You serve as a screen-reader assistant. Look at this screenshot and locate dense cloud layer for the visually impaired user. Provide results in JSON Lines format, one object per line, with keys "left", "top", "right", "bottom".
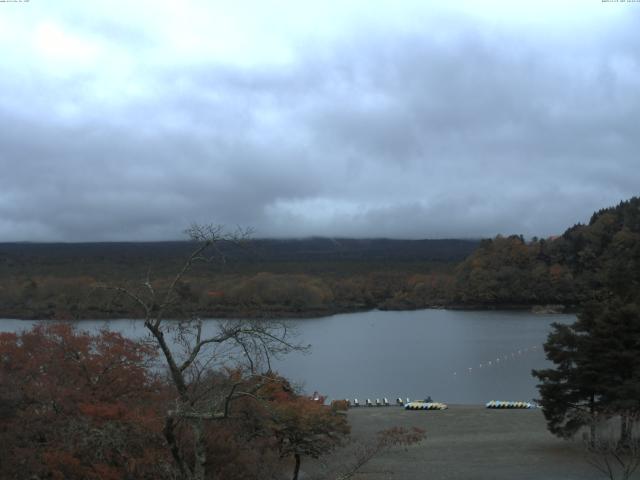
{"left": 0, "top": 1, "right": 638, "bottom": 241}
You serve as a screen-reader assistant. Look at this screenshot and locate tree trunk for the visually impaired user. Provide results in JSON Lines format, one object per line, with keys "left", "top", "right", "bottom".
{"left": 146, "top": 323, "right": 189, "bottom": 396}
{"left": 164, "top": 415, "right": 191, "bottom": 479}
{"left": 292, "top": 453, "right": 301, "bottom": 480}
{"left": 589, "top": 394, "right": 596, "bottom": 447}
{"left": 620, "top": 413, "right": 630, "bottom": 448}
{"left": 193, "top": 418, "right": 207, "bottom": 480}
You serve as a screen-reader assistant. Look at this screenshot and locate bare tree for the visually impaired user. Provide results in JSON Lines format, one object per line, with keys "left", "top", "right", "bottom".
{"left": 335, "top": 427, "right": 426, "bottom": 480}
{"left": 304, "top": 426, "right": 425, "bottom": 480}
{"left": 106, "top": 224, "right": 307, "bottom": 480}
{"left": 584, "top": 411, "right": 640, "bottom": 480}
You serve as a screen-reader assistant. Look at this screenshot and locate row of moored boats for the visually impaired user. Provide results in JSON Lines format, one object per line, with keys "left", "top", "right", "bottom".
{"left": 345, "top": 398, "right": 536, "bottom": 410}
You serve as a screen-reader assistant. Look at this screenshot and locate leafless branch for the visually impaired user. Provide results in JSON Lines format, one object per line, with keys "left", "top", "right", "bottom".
{"left": 103, "top": 223, "right": 305, "bottom": 480}
{"left": 584, "top": 412, "right": 640, "bottom": 480}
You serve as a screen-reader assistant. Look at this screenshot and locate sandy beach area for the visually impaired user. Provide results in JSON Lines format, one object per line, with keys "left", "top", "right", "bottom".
{"left": 305, "top": 405, "right": 612, "bottom": 480}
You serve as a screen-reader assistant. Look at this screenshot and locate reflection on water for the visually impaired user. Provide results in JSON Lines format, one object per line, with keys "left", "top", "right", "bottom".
{"left": 0, "top": 309, "right": 574, "bottom": 404}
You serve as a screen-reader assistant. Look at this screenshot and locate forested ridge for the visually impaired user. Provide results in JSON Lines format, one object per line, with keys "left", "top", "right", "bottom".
{"left": 0, "top": 197, "right": 638, "bottom": 319}
{"left": 452, "top": 196, "right": 640, "bottom": 308}
{"left": 0, "top": 238, "right": 477, "bottom": 319}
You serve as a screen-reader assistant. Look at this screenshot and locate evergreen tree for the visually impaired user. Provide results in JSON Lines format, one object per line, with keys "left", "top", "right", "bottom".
{"left": 533, "top": 299, "right": 640, "bottom": 441}
{"left": 533, "top": 320, "right": 599, "bottom": 438}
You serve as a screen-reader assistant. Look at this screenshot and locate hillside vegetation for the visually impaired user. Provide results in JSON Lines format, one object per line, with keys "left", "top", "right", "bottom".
{"left": 452, "top": 197, "right": 640, "bottom": 308}
{"left": 1, "top": 197, "right": 638, "bottom": 320}
{"left": 0, "top": 238, "right": 477, "bottom": 319}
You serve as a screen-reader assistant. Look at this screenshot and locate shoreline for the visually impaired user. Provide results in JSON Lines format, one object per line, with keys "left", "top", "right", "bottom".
{"left": 0, "top": 303, "right": 572, "bottom": 322}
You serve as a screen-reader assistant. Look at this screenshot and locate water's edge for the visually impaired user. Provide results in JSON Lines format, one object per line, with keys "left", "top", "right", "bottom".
{"left": 0, "top": 309, "right": 575, "bottom": 405}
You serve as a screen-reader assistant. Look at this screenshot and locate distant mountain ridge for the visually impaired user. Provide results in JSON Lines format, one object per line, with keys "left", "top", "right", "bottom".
{"left": 0, "top": 237, "right": 480, "bottom": 267}
{"left": 0, "top": 237, "right": 478, "bottom": 319}
{"left": 1, "top": 197, "right": 637, "bottom": 320}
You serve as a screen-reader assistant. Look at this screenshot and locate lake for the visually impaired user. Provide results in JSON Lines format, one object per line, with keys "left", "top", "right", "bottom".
{"left": 0, "top": 309, "right": 574, "bottom": 404}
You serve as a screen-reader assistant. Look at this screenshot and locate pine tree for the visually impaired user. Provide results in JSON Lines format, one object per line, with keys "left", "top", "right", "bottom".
{"left": 533, "top": 299, "right": 640, "bottom": 441}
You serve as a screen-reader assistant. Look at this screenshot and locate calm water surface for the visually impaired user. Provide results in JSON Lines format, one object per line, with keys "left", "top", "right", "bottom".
{"left": 0, "top": 309, "right": 574, "bottom": 404}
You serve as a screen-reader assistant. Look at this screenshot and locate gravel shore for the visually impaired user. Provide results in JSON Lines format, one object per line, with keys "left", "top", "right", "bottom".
{"left": 305, "top": 405, "right": 610, "bottom": 480}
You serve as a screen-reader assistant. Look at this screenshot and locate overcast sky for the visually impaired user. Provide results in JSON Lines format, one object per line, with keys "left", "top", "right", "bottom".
{"left": 0, "top": 1, "right": 638, "bottom": 241}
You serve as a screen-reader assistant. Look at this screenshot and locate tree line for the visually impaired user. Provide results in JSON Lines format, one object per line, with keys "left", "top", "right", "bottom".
{"left": 453, "top": 197, "right": 640, "bottom": 308}
{"left": 531, "top": 197, "right": 640, "bottom": 479}
{"left": 2, "top": 198, "right": 639, "bottom": 319}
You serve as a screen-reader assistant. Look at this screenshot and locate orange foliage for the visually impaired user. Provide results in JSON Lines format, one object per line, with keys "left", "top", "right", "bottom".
{"left": 331, "top": 399, "right": 349, "bottom": 411}
{"left": 0, "top": 324, "right": 169, "bottom": 479}
{"left": 549, "top": 263, "right": 566, "bottom": 282}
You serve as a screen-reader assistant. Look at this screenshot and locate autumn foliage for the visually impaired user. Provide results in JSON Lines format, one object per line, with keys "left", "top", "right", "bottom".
{"left": 0, "top": 325, "right": 354, "bottom": 479}
{"left": 0, "top": 323, "right": 168, "bottom": 479}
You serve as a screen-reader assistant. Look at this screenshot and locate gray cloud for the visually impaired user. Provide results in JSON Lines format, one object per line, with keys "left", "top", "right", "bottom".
{"left": 0, "top": 4, "right": 639, "bottom": 241}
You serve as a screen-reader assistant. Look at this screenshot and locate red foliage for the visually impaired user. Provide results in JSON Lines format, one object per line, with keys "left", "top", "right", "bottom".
{"left": 0, "top": 323, "right": 170, "bottom": 479}
{"left": 0, "top": 327, "right": 353, "bottom": 480}
{"left": 331, "top": 399, "right": 350, "bottom": 411}
{"left": 203, "top": 423, "right": 282, "bottom": 480}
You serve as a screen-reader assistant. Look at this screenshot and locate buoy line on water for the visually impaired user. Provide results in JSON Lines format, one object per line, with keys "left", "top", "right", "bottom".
{"left": 452, "top": 345, "right": 540, "bottom": 377}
